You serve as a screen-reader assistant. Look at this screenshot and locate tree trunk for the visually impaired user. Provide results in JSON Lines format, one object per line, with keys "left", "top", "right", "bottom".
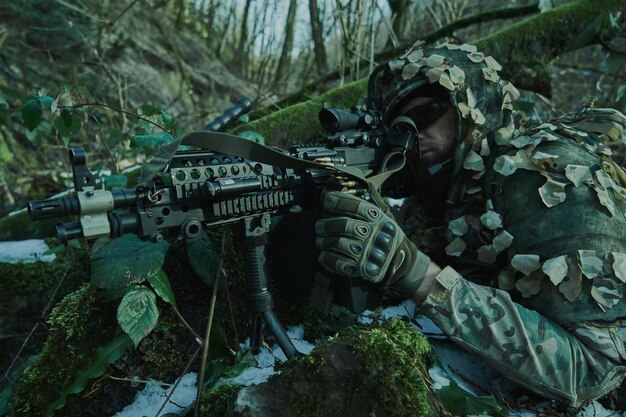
{"left": 238, "top": 0, "right": 253, "bottom": 76}
{"left": 274, "top": 0, "right": 298, "bottom": 88}
{"left": 309, "top": 0, "right": 327, "bottom": 75}
{"left": 387, "top": 0, "right": 408, "bottom": 44}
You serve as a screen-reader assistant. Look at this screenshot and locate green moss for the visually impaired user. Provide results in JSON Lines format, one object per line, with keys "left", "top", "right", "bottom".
{"left": 351, "top": 319, "right": 436, "bottom": 416}
{"left": 475, "top": 0, "right": 626, "bottom": 93}
{"left": 0, "top": 243, "right": 88, "bottom": 371}
{"left": 232, "top": 78, "right": 368, "bottom": 148}
{"left": 0, "top": 209, "right": 61, "bottom": 240}
{"left": 135, "top": 328, "right": 189, "bottom": 382}
{"left": 285, "top": 319, "right": 437, "bottom": 417}
{"left": 7, "top": 284, "right": 118, "bottom": 417}
{"left": 198, "top": 383, "right": 244, "bottom": 417}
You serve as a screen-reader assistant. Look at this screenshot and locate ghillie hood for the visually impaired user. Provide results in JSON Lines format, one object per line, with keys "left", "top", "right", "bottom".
{"left": 368, "top": 43, "right": 520, "bottom": 206}
{"left": 369, "top": 44, "right": 626, "bottom": 321}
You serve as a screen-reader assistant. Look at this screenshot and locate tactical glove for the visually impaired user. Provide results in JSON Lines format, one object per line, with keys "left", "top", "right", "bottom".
{"left": 315, "top": 191, "right": 431, "bottom": 298}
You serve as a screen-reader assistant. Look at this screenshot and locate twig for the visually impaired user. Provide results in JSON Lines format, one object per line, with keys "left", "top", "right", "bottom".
{"left": 67, "top": 101, "right": 171, "bottom": 135}
{"left": 171, "top": 305, "right": 203, "bottom": 345}
{"left": 153, "top": 346, "right": 201, "bottom": 417}
{"left": 53, "top": 0, "right": 108, "bottom": 24}
{"left": 193, "top": 230, "right": 228, "bottom": 417}
{"left": 107, "top": 375, "right": 171, "bottom": 387}
{"left": 1, "top": 265, "right": 71, "bottom": 382}
{"left": 0, "top": 332, "right": 49, "bottom": 341}
{"left": 108, "top": 0, "right": 143, "bottom": 28}
{"left": 223, "top": 268, "right": 240, "bottom": 347}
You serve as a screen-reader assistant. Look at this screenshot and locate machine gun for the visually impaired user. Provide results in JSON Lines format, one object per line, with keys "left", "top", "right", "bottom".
{"left": 27, "top": 98, "right": 417, "bottom": 358}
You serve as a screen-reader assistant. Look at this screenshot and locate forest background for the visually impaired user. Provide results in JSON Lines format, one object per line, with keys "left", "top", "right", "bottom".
{"left": 0, "top": 0, "right": 625, "bottom": 416}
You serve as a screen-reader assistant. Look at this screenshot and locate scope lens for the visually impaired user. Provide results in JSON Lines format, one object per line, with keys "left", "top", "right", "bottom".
{"left": 319, "top": 109, "right": 341, "bottom": 133}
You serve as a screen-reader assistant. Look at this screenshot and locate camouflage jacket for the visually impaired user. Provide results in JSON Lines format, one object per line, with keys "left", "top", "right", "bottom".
{"left": 370, "top": 44, "right": 626, "bottom": 324}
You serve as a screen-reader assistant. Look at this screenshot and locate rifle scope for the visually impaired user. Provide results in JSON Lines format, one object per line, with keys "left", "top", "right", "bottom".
{"left": 319, "top": 107, "right": 381, "bottom": 134}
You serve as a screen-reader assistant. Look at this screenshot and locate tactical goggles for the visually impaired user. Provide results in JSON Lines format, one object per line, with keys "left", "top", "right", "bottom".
{"left": 401, "top": 99, "right": 449, "bottom": 131}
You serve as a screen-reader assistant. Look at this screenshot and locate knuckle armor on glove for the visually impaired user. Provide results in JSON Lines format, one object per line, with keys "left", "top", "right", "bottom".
{"left": 315, "top": 191, "right": 431, "bottom": 298}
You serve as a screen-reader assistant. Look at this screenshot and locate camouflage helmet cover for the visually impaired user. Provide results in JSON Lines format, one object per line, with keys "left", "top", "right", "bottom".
{"left": 368, "top": 43, "right": 521, "bottom": 204}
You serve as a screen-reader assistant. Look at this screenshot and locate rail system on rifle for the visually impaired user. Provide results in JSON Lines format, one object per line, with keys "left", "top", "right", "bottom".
{"left": 27, "top": 97, "right": 418, "bottom": 358}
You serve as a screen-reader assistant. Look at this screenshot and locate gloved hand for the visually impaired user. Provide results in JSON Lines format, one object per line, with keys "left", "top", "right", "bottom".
{"left": 315, "top": 190, "right": 431, "bottom": 298}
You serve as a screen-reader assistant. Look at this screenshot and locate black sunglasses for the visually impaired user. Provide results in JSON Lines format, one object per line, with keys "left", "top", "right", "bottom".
{"left": 401, "top": 99, "right": 449, "bottom": 131}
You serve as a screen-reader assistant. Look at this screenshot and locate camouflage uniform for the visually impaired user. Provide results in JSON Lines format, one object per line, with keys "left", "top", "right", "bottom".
{"left": 369, "top": 44, "right": 626, "bottom": 407}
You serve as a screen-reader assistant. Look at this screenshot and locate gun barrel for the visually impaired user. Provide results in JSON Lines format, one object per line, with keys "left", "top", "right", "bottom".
{"left": 27, "top": 195, "right": 80, "bottom": 221}
{"left": 56, "top": 221, "right": 83, "bottom": 242}
{"left": 202, "top": 97, "right": 253, "bottom": 132}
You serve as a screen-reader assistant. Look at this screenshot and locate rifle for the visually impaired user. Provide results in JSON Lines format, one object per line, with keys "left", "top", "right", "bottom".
{"left": 27, "top": 98, "right": 417, "bottom": 358}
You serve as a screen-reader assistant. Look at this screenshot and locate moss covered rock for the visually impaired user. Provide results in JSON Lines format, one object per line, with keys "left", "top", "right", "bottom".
{"left": 0, "top": 210, "right": 60, "bottom": 241}
{"left": 225, "top": 319, "right": 438, "bottom": 417}
{"left": 7, "top": 284, "right": 119, "bottom": 417}
{"left": 0, "top": 242, "right": 88, "bottom": 372}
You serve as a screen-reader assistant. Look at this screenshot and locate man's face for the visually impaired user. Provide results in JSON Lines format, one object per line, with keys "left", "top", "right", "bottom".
{"left": 396, "top": 96, "right": 458, "bottom": 173}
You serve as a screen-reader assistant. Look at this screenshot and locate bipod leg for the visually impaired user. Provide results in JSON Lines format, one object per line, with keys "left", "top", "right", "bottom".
{"left": 250, "top": 314, "right": 264, "bottom": 354}
{"left": 240, "top": 214, "right": 301, "bottom": 359}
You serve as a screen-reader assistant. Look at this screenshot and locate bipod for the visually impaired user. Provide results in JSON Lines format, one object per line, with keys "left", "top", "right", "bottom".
{"left": 240, "top": 213, "right": 301, "bottom": 359}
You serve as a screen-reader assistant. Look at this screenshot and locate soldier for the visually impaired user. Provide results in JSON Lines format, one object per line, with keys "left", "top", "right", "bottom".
{"left": 315, "top": 43, "right": 626, "bottom": 408}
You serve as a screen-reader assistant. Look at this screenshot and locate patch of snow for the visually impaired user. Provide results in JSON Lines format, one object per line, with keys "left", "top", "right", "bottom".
{"left": 113, "top": 372, "right": 197, "bottom": 417}
{"left": 577, "top": 401, "right": 625, "bottom": 417}
{"left": 428, "top": 364, "right": 452, "bottom": 390}
{"left": 121, "top": 165, "right": 141, "bottom": 174}
{"left": 224, "top": 366, "right": 277, "bottom": 387}
{"left": 358, "top": 298, "right": 415, "bottom": 324}
{"left": 0, "top": 240, "right": 56, "bottom": 263}
{"left": 221, "top": 325, "right": 317, "bottom": 390}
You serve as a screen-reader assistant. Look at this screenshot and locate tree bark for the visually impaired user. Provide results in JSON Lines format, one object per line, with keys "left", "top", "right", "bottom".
{"left": 238, "top": 0, "right": 253, "bottom": 76}
{"left": 274, "top": 0, "right": 298, "bottom": 87}
{"left": 387, "top": 0, "right": 409, "bottom": 44}
{"left": 309, "top": 0, "right": 327, "bottom": 75}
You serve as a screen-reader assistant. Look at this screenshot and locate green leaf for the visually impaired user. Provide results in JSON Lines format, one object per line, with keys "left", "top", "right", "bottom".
{"left": 117, "top": 286, "right": 159, "bottom": 347}
{"left": 38, "top": 95, "right": 54, "bottom": 108}
{"left": 101, "top": 286, "right": 133, "bottom": 302}
{"left": 435, "top": 381, "right": 507, "bottom": 417}
{"left": 137, "top": 104, "right": 162, "bottom": 117}
{"left": 131, "top": 132, "right": 176, "bottom": 149}
{"left": 21, "top": 98, "right": 42, "bottom": 131}
{"left": 105, "top": 174, "right": 128, "bottom": 189}
{"left": 569, "top": 14, "right": 603, "bottom": 50}
{"left": 46, "top": 335, "right": 133, "bottom": 417}
{"left": 147, "top": 269, "right": 177, "bottom": 306}
{"left": 237, "top": 130, "right": 265, "bottom": 144}
{"left": 0, "top": 384, "right": 12, "bottom": 415}
{"left": 606, "top": 51, "right": 626, "bottom": 75}
{"left": 54, "top": 109, "right": 82, "bottom": 138}
{"left": 208, "top": 351, "right": 255, "bottom": 389}
{"left": 238, "top": 114, "right": 250, "bottom": 123}
{"left": 90, "top": 234, "right": 169, "bottom": 289}
{"left": 187, "top": 229, "right": 220, "bottom": 287}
